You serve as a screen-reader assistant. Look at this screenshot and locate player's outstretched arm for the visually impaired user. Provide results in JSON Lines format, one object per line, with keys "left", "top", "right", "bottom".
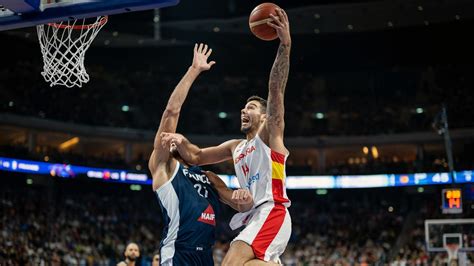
{"left": 160, "top": 132, "right": 240, "bottom": 166}
{"left": 204, "top": 171, "right": 254, "bottom": 212}
{"left": 260, "top": 8, "right": 291, "bottom": 155}
{"left": 149, "top": 44, "right": 215, "bottom": 190}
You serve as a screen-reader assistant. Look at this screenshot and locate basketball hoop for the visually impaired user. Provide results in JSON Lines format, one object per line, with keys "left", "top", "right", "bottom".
{"left": 36, "top": 16, "right": 108, "bottom": 88}
{"left": 445, "top": 243, "right": 460, "bottom": 262}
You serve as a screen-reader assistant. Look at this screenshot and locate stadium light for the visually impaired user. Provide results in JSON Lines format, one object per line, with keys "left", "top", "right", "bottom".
{"left": 59, "top": 137, "right": 80, "bottom": 150}
{"left": 416, "top": 107, "right": 424, "bottom": 114}
{"left": 313, "top": 112, "right": 324, "bottom": 119}
{"left": 130, "top": 184, "right": 142, "bottom": 191}
{"left": 121, "top": 105, "right": 130, "bottom": 112}
{"left": 218, "top": 112, "right": 227, "bottom": 119}
{"left": 363, "top": 146, "right": 369, "bottom": 155}
{"left": 371, "top": 146, "right": 379, "bottom": 159}
{"left": 316, "top": 189, "right": 328, "bottom": 195}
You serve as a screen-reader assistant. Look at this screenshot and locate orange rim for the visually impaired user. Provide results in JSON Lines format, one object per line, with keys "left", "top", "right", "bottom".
{"left": 48, "top": 16, "right": 108, "bottom": 30}
{"left": 446, "top": 244, "right": 460, "bottom": 252}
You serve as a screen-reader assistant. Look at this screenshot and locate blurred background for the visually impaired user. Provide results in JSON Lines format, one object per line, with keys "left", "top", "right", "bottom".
{"left": 1, "top": 0, "right": 473, "bottom": 264}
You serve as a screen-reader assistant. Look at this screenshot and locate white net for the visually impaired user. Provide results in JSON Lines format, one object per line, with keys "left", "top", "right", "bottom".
{"left": 36, "top": 16, "right": 108, "bottom": 88}
{"left": 446, "top": 244, "right": 460, "bottom": 262}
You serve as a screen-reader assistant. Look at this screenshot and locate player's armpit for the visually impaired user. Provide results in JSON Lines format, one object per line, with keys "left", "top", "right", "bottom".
{"left": 149, "top": 150, "right": 176, "bottom": 191}
{"left": 152, "top": 158, "right": 178, "bottom": 191}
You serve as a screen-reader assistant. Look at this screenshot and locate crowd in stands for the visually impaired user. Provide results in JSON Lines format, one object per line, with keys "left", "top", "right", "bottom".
{"left": 278, "top": 196, "right": 405, "bottom": 265}
{"left": 0, "top": 179, "right": 163, "bottom": 265}
{"left": 1, "top": 60, "right": 473, "bottom": 137}
{"left": 2, "top": 174, "right": 473, "bottom": 265}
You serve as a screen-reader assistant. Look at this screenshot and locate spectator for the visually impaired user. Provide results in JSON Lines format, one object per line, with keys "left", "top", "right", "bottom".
{"left": 117, "top": 243, "right": 140, "bottom": 266}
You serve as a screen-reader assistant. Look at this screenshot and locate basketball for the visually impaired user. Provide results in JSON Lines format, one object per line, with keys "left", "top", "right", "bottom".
{"left": 249, "top": 3, "right": 281, "bottom": 41}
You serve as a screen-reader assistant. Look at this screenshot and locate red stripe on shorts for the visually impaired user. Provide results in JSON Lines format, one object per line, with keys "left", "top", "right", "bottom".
{"left": 272, "top": 179, "right": 290, "bottom": 204}
{"left": 251, "top": 204, "right": 286, "bottom": 260}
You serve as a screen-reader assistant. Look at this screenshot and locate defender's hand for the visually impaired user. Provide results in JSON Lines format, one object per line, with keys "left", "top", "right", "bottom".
{"left": 267, "top": 8, "right": 291, "bottom": 46}
{"left": 191, "top": 43, "right": 216, "bottom": 72}
{"left": 160, "top": 132, "right": 184, "bottom": 148}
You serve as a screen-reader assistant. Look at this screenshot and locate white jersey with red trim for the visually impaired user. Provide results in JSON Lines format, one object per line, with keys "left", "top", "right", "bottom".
{"left": 232, "top": 135, "right": 291, "bottom": 207}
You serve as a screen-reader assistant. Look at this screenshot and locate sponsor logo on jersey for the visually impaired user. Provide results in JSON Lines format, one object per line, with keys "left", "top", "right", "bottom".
{"left": 197, "top": 204, "right": 216, "bottom": 226}
{"left": 246, "top": 173, "right": 260, "bottom": 189}
{"left": 234, "top": 146, "right": 256, "bottom": 164}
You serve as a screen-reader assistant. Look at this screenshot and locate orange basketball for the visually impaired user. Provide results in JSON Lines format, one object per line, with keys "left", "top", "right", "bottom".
{"left": 249, "top": 3, "right": 281, "bottom": 41}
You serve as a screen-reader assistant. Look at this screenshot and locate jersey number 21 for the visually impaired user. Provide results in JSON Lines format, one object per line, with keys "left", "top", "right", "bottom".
{"left": 194, "top": 184, "right": 208, "bottom": 198}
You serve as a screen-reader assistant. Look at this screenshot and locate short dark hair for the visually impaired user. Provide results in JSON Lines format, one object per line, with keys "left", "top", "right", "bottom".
{"left": 125, "top": 242, "right": 139, "bottom": 251}
{"left": 247, "top": 96, "right": 267, "bottom": 113}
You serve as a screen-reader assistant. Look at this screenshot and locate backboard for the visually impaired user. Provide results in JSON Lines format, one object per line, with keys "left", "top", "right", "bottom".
{"left": 425, "top": 219, "right": 474, "bottom": 252}
{"left": 0, "top": 0, "right": 179, "bottom": 31}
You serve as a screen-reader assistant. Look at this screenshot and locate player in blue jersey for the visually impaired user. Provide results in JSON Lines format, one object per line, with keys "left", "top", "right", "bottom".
{"left": 148, "top": 43, "right": 254, "bottom": 266}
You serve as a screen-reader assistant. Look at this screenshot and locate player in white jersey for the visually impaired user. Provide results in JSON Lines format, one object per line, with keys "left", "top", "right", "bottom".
{"left": 160, "top": 8, "right": 292, "bottom": 265}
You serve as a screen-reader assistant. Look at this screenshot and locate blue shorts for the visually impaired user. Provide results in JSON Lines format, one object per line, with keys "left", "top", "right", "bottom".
{"left": 161, "top": 246, "right": 213, "bottom": 266}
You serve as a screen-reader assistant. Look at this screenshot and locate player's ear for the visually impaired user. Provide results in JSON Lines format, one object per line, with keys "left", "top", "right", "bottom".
{"left": 260, "top": 113, "right": 267, "bottom": 122}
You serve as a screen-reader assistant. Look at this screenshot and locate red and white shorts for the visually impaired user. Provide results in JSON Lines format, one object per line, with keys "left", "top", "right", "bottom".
{"left": 231, "top": 202, "right": 292, "bottom": 262}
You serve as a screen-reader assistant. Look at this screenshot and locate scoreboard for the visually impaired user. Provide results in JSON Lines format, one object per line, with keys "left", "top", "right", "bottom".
{"left": 442, "top": 188, "right": 463, "bottom": 214}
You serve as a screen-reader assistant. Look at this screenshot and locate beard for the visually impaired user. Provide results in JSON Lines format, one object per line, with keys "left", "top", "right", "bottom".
{"left": 126, "top": 255, "right": 137, "bottom": 262}
{"left": 241, "top": 123, "right": 252, "bottom": 134}
{"left": 241, "top": 127, "right": 250, "bottom": 134}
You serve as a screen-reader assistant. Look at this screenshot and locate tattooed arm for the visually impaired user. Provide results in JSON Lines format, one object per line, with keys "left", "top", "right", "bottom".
{"left": 259, "top": 8, "right": 291, "bottom": 155}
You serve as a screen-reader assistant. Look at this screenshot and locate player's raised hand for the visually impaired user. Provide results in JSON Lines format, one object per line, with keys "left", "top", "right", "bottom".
{"left": 267, "top": 8, "right": 291, "bottom": 46}
{"left": 231, "top": 189, "right": 253, "bottom": 206}
{"left": 191, "top": 43, "right": 216, "bottom": 72}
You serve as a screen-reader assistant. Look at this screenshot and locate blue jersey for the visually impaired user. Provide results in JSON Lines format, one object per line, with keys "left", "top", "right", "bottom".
{"left": 155, "top": 162, "right": 220, "bottom": 265}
